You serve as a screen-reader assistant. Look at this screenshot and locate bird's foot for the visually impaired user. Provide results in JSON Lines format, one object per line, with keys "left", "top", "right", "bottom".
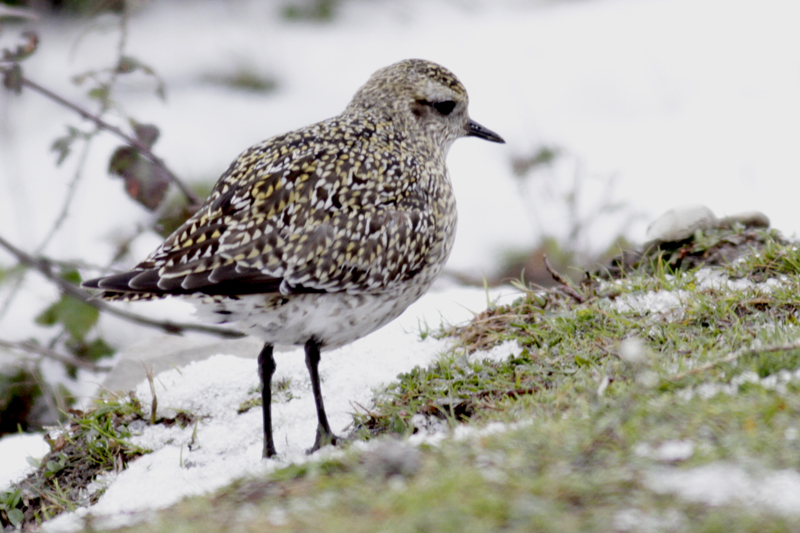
{"left": 307, "top": 424, "right": 338, "bottom": 455}
{"left": 263, "top": 439, "right": 278, "bottom": 459}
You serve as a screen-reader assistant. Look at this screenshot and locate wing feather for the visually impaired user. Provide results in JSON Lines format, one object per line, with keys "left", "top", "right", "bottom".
{"left": 83, "top": 116, "right": 441, "bottom": 300}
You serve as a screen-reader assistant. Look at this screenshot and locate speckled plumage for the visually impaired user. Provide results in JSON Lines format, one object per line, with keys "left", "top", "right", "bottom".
{"left": 84, "top": 59, "right": 504, "bottom": 457}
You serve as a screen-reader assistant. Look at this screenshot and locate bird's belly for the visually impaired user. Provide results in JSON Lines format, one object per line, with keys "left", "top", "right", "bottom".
{"left": 191, "top": 283, "right": 430, "bottom": 350}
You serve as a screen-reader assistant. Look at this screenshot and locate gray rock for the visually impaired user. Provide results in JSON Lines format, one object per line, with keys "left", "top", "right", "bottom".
{"left": 717, "top": 210, "right": 770, "bottom": 229}
{"left": 645, "top": 204, "right": 717, "bottom": 246}
{"left": 645, "top": 205, "right": 770, "bottom": 248}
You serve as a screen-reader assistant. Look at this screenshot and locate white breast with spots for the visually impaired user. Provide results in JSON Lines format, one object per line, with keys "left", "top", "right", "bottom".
{"left": 191, "top": 277, "right": 434, "bottom": 350}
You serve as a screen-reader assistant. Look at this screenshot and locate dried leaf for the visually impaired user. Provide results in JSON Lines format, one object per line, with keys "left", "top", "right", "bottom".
{"left": 109, "top": 146, "right": 170, "bottom": 211}
{"left": 116, "top": 55, "right": 140, "bottom": 74}
{"left": 124, "top": 160, "right": 170, "bottom": 211}
{"left": 108, "top": 146, "right": 138, "bottom": 175}
{"left": 2, "top": 63, "right": 23, "bottom": 94}
{"left": 117, "top": 55, "right": 156, "bottom": 76}
{"left": 1, "top": 31, "right": 38, "bottom": 62}
{"left": 131, "top": 122, "right": 160, "bottom": 149}
{"left": 115, "top": 55, "right": 167, "bottom": 100}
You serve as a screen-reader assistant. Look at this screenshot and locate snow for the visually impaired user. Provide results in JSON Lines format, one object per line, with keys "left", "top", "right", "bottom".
{"left": 677, "top": 363, "right": 800, "bottom": 401}
{"left": 1, "top": 285, "right": 519, "bottom": 531}
{"left": 609, "top": 266, "right": 785, "bottom": 320}
{"left": 470, "top": 339, "right": 524, "bottom": 364}
{"left": 2, "top": 0, "right": 800, "bottom": 527}
{"left": 0, "top": 433, "right": 50, "bottom": 490}
{"left": 4, "top": 0, "right": 800, "bottom": 283}
{"left": 2, "top": 0, "right": 800, "bottom": 342}
{"left": 635, "top": 440, "right": 696, "bottom": 463}
{"left": 647, "top": 463, "right": 800, "bottom": 516}
{"left": 611, "top": 288, "right": 687, "bottom": 317}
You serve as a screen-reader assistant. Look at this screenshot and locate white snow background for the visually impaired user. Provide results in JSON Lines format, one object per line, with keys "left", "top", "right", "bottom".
{"left": 2, "top": 0, "right": 800, "bottom": 528}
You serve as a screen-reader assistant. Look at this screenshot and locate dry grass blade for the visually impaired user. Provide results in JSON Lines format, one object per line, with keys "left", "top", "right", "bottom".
{"left": 543, "top": 254, "right": 585, "bottom": 303}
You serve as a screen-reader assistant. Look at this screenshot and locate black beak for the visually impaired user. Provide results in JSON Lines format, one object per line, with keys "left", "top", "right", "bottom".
{"left": 465, "top": 119, "right": 505, "bottom": 143}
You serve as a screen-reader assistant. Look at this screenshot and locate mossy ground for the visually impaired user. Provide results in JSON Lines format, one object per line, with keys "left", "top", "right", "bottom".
{"left": 0, "top": 393, "right": 149, "bottom": 528}
{"left": 12, "top": 226, "right": 800, "bottom": 531}
{"left": 0, "top": 390, "right": 196, "bottom": 529}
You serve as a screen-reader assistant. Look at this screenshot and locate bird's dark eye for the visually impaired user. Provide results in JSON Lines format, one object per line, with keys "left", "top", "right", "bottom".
{"left": 416, "top": 99, "right": 457, "bottom": 116}
{"left": 432, "top": 100, "right": 456, "bottom": 116}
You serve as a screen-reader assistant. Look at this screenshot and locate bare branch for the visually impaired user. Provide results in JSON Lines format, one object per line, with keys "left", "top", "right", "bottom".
{"left": 0, "top": 338, "right": 109, "bottom": 372}
{"left": 36, "top": 124, "right": 99, "bottom": 254}
{"left": 11, "top": 74, "right": 201, "bottom": 207}
{"left": 0, "top": 4, "right": 39, "bottom": 20}
{"left": 0, "top": 233, "right": 244, "bottom": 339}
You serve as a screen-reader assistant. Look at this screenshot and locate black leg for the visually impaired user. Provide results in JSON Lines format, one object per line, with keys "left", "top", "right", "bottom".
{"left": 257, "top": 343, "right": 277, "bottom": 458}
{"left": 305, "top": 338, "right": 337, "bottom": 453}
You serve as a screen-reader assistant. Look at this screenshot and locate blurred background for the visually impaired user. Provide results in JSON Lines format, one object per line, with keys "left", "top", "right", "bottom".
{"left": 1, "top": 0, "right": 799, "bottom": 433}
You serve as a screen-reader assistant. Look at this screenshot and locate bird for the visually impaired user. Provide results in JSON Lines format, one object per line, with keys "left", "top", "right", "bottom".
{"left": 83, "top": 58, "right": 505, "bottom": 458}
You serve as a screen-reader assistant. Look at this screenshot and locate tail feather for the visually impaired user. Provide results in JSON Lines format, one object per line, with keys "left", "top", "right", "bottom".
{"left": 81, "top": 266, "right": 325, "bottom": 300}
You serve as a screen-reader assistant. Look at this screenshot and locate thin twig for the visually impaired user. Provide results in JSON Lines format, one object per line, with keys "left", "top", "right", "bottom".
{"left": 36, "top": 125, "right": 99, "bottom": 255}
{"left": 16, "top": 75, "right": 201, "bottom": 207}
{"left": 142, "top": 361, "right": 157, "bottom": 425}
{"left": 1, "top": 20, "right": 129, "bottom": 321}
{"left": 0, "top": 233, "right": 244, "bottom": 339}
{"left": 543, "top": 254, "right": 585, "bottom": 303}
{"left": 0, "top": 125, "right": 102, "bottom": 322}
{"left": 0, "top": 338, "right": 109, "bottom": 372}
{"left": 33, "top": 256, "right": 111, "bottom": 274}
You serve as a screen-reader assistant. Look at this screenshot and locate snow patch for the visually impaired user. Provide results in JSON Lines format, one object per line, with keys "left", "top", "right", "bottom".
{"left": 647, "top": 463, "right": 800, "bottom": 516}
{"left": 0, "top": 433, "right": 49, "bottom": 489}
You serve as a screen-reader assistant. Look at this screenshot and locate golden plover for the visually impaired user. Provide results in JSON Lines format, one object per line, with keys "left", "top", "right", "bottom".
{"left": 84, "top": 59, "right": 505, "bottom": 457}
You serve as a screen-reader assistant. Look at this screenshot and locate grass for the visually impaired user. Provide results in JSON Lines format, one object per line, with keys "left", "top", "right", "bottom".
{"left": 11, "top": 225, "right": 800, "bottom": 531}
{"left": 0, "top": 386, "right": 199, "bottom": 529}
{"left": 238, "top": 377, "right": 295, "bottom": 414}
{"left": 0, "top": 392, "right": 150, "bottom": 528}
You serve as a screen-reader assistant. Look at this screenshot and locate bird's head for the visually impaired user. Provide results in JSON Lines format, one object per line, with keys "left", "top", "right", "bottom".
{"left": 348, "top": 59, "right": 505, "bottom": 154}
